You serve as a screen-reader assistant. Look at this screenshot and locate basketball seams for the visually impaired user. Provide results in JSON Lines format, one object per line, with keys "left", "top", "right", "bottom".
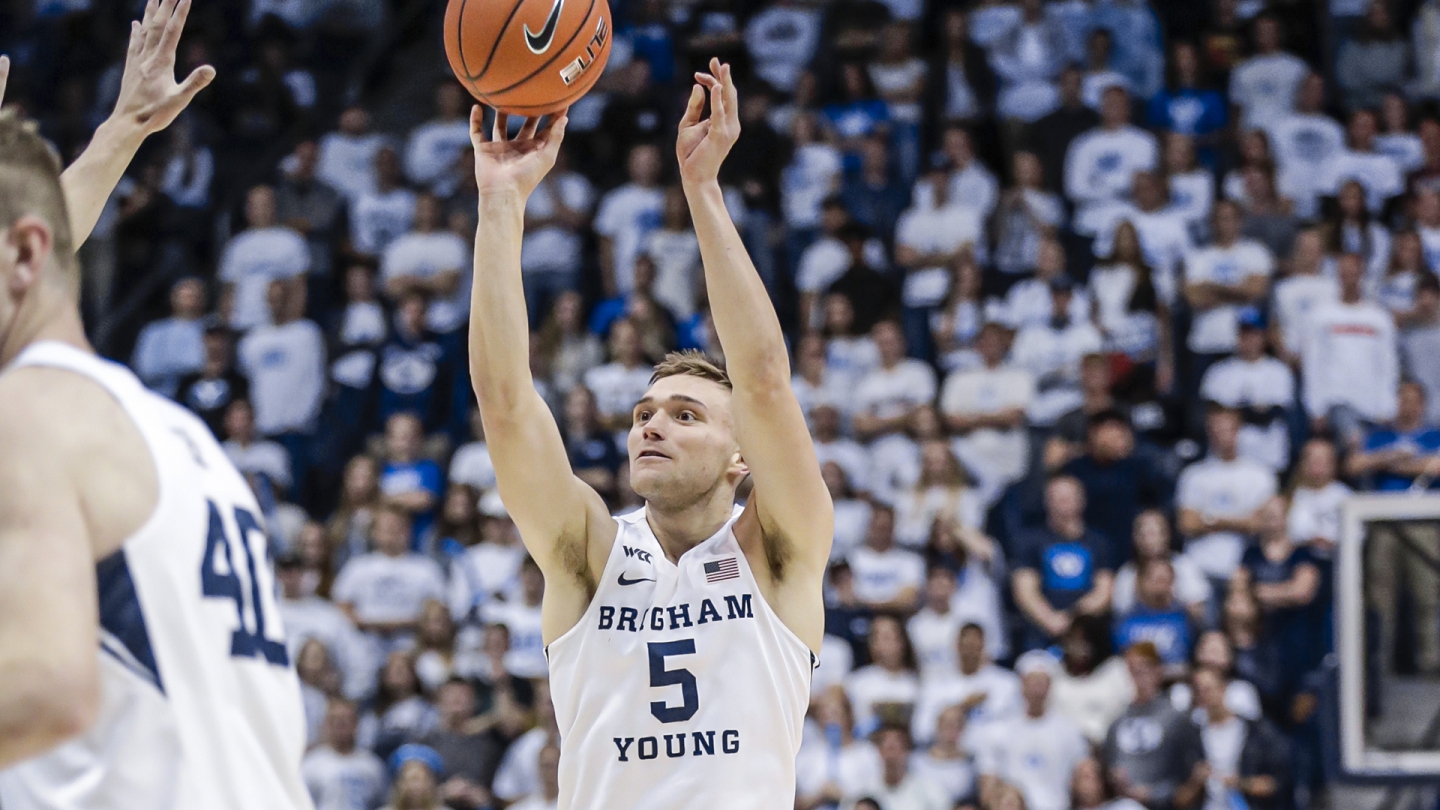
{"left": 481, "top": 0, "right": 598, "bottom": 98}
{"left": 447, "top": 0, "right": 609, "bottom": 114}
{"left": 484, "top": 35, "right": 606, "bottom": 113}
{"left": 469, "top": 0, "right": 529, "bottom": 84}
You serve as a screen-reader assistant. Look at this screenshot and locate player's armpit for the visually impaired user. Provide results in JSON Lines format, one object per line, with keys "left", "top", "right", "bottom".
{"left": 0, "top": 386, "right": 101, "bottom": 767}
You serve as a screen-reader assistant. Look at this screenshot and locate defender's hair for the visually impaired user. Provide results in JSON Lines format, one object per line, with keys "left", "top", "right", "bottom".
{"left": 0, "top": 110, "right": 77, "bottom": 280}
{"left": 649, "top": 350, "right": 731, "bottom": 390}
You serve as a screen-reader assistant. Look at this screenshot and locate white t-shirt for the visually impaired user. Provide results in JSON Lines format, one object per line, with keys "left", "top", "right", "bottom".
{"left": 743, "top": 4, "right": 823, "bottom": 91}
{"left": 523, "top": 173, "right": 595, "bottom": 276}
{"left": 448, "top": 542, "right": 526, "bottom": 620}
{"left": 404, "top": 118, "right": 472, "bottom": 189}
{"left": 1301, "top": 300, "right": 1400, "bottom": 422}
{"left": 1288, "top": 481, "right": 1353, "bottom": 553}
{"left": 449, "top": 440, "right": 496, "bottom": 492}
{"left": 1273, "top": 273, "right": 1340, "bottom": 356}
{"left": 644, "top": 228, "right": 702, "bottom": 320}
{"left": 896, "top": 204, "right": 986, "bottom": 307}
{"left": 492, "top": 727, "right": 549, "bottom": 802}
{"left": 350, "top": 188, "right": 416, "bottom": 256}
{"left": 1177, "top": 457, "right": 1278, "bottom": 578}
{"left": 844, "top": 665, "right": 921, "bottom": 736}
{"left": 280, "top": 595, "right": 373, "bottom": 700}
{"left": 781, "top": 143, "right": 843, "bottom": 229}
{"left": 317, "top": 132, "right": 387, "bottom": 201}
{"left": 223, "top": 439, "right": 293, "bottom": 490}
{"left": 1010, "top": 320, "right": 1104, "bottom": 426}
{"left": 849, "top": 545, "right": 926, "bottom": 606}
{"left": 795, "top": 739, "right": 883, "bottom": 803}
{"left": 855, "top": 360, "right": 938, "bottom": 423}
{"left": 1064, "top": 125, "right": 1159, "bottom": 209}
{"left": 1201, "top": 716, "right": 1247, "bottom": 810}
{"left": 482, "top": 599, "right": 547, "bottom": 678}
{"left": 1089, "top": 206, "right": 1192, "bottom": 304}
{"left": 331, "top": 552, "right": 447, "bottom": 625}
{"left": 1183, "top": 240, "right": 1275, "bottom": 353}
{"left": 912, "top": 164, "right": 1001, "bottom": 220}
{"left": 972, "top": 712, "right": 1089, "bottom": 810}
{"left": 1112, "top": 554, "right": 1212, "bottom": 614}
{"left": 812, "top": 633, "right": 856, "bottom": 698}
{"left": 594, "top": 184, "right": 665, "bottom": 294}
{"left": 1200, "top": 356, "right": 1296, "bottom": 471}
{"left": 583, "top": 362, "right": 654, "bottom": 422}
{"left": 237, "top": 319, "right": 326, "bottom": 435}
{"left": 1320, "top": 149, "right": 1405, "bottom": 213}
{"left": 1168, "top": 170, "right": 1215, "bottom": 228}
{"left": 301, "top": 746, "right": 387, "bottom": 810}
{"left": 911, "top": 664, "right": 1022, "bottom": 745}
{"left": 1003, "top": 277, "right": 1092, "bottom": 330}
{"left": 382, "top": 230, "right": 470, "bottom": 332}
{"left": 219, "top": 227, "right": 310, "bottom": 331}
{"left": 1229, "top": 52, "right": 1309, "bottom": 131}
{"left": 1265, "top": 113, "right": 1347, "bottom": 216}
{"left": 940, "top": 364, "right": 1035, "bottom": 488}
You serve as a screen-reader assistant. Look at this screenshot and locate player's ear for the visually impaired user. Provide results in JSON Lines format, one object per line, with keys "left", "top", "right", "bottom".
{"left": 6, "top": 215, "right": 53, "bottom": 295}
{"left": 729, "top": 451, "right": 748, "bottom": 479}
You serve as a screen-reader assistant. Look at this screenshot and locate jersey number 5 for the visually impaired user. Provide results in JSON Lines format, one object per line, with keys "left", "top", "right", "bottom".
{"left": 200, "top": 500, "right": 289, "bottom": 665}
{"left": 648, "top": 640, "right": 699, "bottom": 723}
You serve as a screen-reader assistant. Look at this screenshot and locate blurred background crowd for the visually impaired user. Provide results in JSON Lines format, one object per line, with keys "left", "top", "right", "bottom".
{"left": 8, "top": 0, "right": 1440, "bottom": 807}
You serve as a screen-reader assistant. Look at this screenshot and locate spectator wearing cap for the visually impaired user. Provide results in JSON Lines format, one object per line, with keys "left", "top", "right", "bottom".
{"left": 1112, "top": 558, "right": 1195, "bottom": 678}
{"left": 276, "top": 551, "right": 372, "bottom": 701}
{"left": 382, "top": 744, "right": 449, "bottom": 810}
{"left": 1200, "top": 308, "right": 1296, "bottom": 472}
{"left": 219, "top": 184, "right": 310, "bottom": 332}
{"left": 317, "top": 106, "right": 388, "bottom": 202}
{"left": 894, "top": 158, "right": 987, "bottom": 358}
{"left": 911, "top": 622, "right": 1022, "bottom": 746}
{"left": 1061, "top": 410, "right": 1172, "bottom": 563}
{"left": 221, "top": 399, "right": 293, "bottom": 505}
{"left": 333, "top": 505, "right": 447, "bottom": 656}
{"left": 1302, "top": 253, "right": 1399, "bottom": 445}
{"left": 1012, "top": 475, "right": 1116, "bottom": 651}
{"left": 302, "top": 698, "right": 387, "bottom": 810}
{"left": 940, "top": 320, "right": 1034, "bottom": 494}
{"left": 1320, "top": 109, "right": 1405, "bottom": 214}
{"left": 1010, "top": 276, "right": 1104, "bottom": 426}
{"left": 973, "top": 651, "right": 1089, "bottom": 810}
{"left": 414, "top": 679, "right": 500, "bottom": 810}
{"left": 847, "top": 725, "right": 949, "bottom": 810}
{"left": 176, "top": 323, "right": 250, "bottom": 437}
{"left": 1177, "top": 406, "right": 1278, "bottom": 587}
{"left": 132, "top": 276, "right": 206, "bottom": 397}
{"left": 350, "top": 146, "right": 416, "bottom": 258}
{"left": 1004, "top": 238, "right": 1091, "bottom": 330}
{"left": 1102, "top": 642, "right": 1207, "bottom": 810}
{"left": 448, "top": 490, "right": 527, "bottom": 622}
{"left": 1191, "top": 666, "right": 1292, "bottom": 810}
{"left": 1182, "top": 201, "right": 1275, "bottom": 396}
{"left": 853, "top": 321, "right": 937, "bottom": 443}
{"left": 1064, "top": 86, "right": 1159, "bottom": 222}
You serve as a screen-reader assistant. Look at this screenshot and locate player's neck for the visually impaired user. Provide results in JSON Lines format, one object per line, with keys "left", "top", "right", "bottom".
{"left": 0, "top": 293, "right": 90, "bottom": 368}
{"left": 644, "top": 491, "right": 736, "bottom": 564}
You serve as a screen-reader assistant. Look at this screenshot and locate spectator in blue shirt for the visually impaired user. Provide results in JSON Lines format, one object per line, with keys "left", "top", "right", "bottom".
{"left": 377, "top": 292, "right": 455, "bottom": 434}
{"left": 379, "top": 411, "right": 443, "bottom": 548}
{"left": 132, "top": 276, "right": 207, "bottom": 397}
{"left": 1114, "top": 557, "right": 1195, "bottom": 678}
{"left": 1348, "top": 381, "right": 1440, "bottom": 491}
{"left": 1146, "top": 40, "right": 1228, "bottom": 168}
{"left": 1012, "top": 475, "right": 1117, "bottom": 652}
{"left": 840, "top": 136, "right": 909, "bottom": 247}
{"left": 1238, "top": 496, "right": 1324, "bottom": 702}
{"left": 823, "top": 63, "right": 891, "bottom": 169}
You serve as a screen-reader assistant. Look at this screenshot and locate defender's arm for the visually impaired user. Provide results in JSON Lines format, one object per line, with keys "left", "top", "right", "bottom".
{"left": 679, "top": 62, "right": 833, "bottom": 577}
{"left": 467, "top": 110, "right": 614, "bottom": 634}
{"left": 0, "top": 379, "right": 101, "bottom": 767}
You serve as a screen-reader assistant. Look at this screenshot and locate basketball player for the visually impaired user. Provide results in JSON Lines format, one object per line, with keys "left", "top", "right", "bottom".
{"left": 0, "top": 1, "right": 313, "bottom": 808}
{"left": 467, "top": 60, "right": 833, "bottom": 808}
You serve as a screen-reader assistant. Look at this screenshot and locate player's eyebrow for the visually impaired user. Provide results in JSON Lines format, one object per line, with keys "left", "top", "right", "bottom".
{"left": 634, "top": 394, "right": 708, "bottom": 411}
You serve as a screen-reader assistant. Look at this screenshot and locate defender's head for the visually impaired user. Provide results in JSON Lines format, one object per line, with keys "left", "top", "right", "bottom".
{"left": 0, "top": 112, "right": 78, "bottom": 358}
{"left": 628, "top": 351, "right": 747, "bottom": 511}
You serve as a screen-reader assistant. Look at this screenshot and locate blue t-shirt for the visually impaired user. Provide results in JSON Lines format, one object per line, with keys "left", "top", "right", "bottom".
{"left": 1018, "top": 527, "right": 1114, "bottom": 611}
{"left": 1146, "top": 88, "right": 1227, "bottom": 137}
{"left": 381, "top": 459, "right": 443, "bottom": 548}
{"left": 1362, "top": 427, "right": 1440, "bottom": 491}
{"left": 1114, "top": 605, "right": 1193, "bottom": 666}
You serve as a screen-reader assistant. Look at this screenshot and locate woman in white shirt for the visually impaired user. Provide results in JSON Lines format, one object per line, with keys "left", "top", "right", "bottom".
{"left": 533, "top": 290, "right": 603, "bottom": 394}
{"left": 911, "top": 703, "right": 977, "bottom": 806}
{"left": 796, "top": 687, "right": 883, "bottom": 810}
{"left": 1165, "top": 133, "right": 1214, "bottom": 235}
{"left": 931, "top": 254, "right": 987, "bottom": 372}
{"left": 824, "top": 461, "right": 873, "bottom": 561}
{"left": 894, "top": 440, "right": 986, "bottom": 547}
{"left": 843, "top": 615, "right": 921, "bottom": 737}
{"left": 1324, "top": 179, "right": 1392, "bottom": 281}
{"left": 1089, "top": 221, "right": 1173, "bottom": 393}
{"left": 1223, "top": 129, "right": 1277, "bottom": 206}
{"left": 1377, "top": 230, "right": 1433, "bottom": 326}
{"left": 1286, "top": 437, "right": 1352, "bottom": 559}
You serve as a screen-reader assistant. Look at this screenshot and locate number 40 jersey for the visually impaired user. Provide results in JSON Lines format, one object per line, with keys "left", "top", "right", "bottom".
{"left": 546, "top": 506, "right": 814, "bottom": 810}
{"left": 0, "top": 342, "right": 313, "bottom": 810}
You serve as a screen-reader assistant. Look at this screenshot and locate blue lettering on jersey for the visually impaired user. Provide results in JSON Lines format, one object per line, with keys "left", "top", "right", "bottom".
{"left": 623, "top": 545, "right": 653, "bottom": 563}
{"left": 1042, "top": 543, "right": 1094, "bottom": 592}
{"left": 200, "top": 500, "right": 289, "bottom": 665}
{"left": 597, "top": 595, "right": 755, "bottom": 633}
{"left": 612, "top": 730, "right": 740, "bottom": 762}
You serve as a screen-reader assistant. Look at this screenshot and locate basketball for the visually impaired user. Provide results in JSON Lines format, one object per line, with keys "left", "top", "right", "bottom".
{"left": 444, "top": 0, "right": 611, "bottom": 116}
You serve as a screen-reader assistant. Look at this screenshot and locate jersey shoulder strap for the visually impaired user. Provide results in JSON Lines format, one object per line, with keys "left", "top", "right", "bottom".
{"left": 6, "top": 340, "right": 147, "bottom": 408}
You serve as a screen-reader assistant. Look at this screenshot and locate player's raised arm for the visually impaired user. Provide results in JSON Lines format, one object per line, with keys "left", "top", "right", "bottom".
{"left": 57, "top": 0, "right": 214, "bottom": 248}
{"left": 677, "top": 62, "right": 833, "bottom": 593}
{"left": 467, "top": 107, "right": 616, "bottom": 637}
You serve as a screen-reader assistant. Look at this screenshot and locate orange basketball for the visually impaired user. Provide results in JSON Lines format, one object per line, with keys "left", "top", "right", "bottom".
{"left": 444, "top": 0, "right": 612, "bottom": 116}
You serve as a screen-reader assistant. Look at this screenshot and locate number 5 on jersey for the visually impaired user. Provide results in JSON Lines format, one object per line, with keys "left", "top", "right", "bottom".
{"left": 201, "top": 500, "right": 289, "bottom": 665}
{"left": 649, "top": 640, "right": 699, "bottom": 722}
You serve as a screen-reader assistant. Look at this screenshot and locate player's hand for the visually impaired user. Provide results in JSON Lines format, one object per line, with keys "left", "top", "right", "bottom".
{"left": 677, "top": 57, "right": 739, "bottom": 188}
{"left": 110, "top": 0, "right": 215, "bottom": 138}
{"left": 0, "top": 55, "right": 9, "bottom": 109}
{"left": 470, "top": 106, "right": 568, "bottom": 200}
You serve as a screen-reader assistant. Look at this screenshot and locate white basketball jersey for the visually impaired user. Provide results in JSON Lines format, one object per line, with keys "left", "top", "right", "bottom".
{"left": 0, "top": 342, "right": 313, "bottom": 810}
{"left": 546, "top": 506, "right": 812, "bottom": 810}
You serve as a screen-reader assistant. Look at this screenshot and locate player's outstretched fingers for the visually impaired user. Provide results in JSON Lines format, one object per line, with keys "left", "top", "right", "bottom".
{"left": 518, "top": 116, "right": 540, "bottom": 141}
{"left": 679, "top": 84, "right": 704, "bottom": 127}
{"left": 469, "top": 105, "right": 486, "bottom": 144}
{"left": 492, "top": 111, "right": 509, "bottom": 143}
{"left": 720, "top": 62, "right": 738, "bottom": 124}
{"left": 158, "top": 0, "right": 193, "bottom": 60}
{"left": 142, "top": 0, "right": 165, "bottom": 53}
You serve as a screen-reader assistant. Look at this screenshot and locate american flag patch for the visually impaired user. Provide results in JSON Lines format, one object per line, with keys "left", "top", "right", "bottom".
{"left": 704, "top": 557, "right": 740, "bottom": 583}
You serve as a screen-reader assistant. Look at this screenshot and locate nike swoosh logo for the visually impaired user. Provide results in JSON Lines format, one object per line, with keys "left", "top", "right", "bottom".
{"left": 524, "top": 0, "right": 565, "bottom": 54}
{"left": 617, "top": 573, "right": 655, "bottom": 586}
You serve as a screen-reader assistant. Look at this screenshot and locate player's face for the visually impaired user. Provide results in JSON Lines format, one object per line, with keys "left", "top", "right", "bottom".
{"left": 627, "top": 375, "right": 745, "bottom": 511}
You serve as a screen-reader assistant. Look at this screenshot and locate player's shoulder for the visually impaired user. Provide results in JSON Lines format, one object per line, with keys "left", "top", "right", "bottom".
{"left": 0, "top": 364, "right": 117, "bottom": 447}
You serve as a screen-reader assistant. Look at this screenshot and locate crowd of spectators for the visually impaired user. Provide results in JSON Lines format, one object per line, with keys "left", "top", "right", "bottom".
{"left": 14, "top": 0, "right": 1440, "bottom": 807}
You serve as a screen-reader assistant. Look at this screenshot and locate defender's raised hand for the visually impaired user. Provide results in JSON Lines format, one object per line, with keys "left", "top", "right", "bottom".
{"left": 677, "top": 58, "right": 740, "bottom": 188}
{"left": 469, "top": 106, "right": 568, "bottom": 200}
{"left": 111, "top": 0, "right": 215, "bottom": 137}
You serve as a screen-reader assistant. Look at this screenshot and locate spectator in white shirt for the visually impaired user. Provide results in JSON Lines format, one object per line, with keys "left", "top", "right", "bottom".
{"left": 853, "top": 321, "right": 938, "bottom": 442}
{"left": 317, "top": 106, "right": 388, "bottom": 201}
{"left": 132, "top": 276, "right": 206, "bottom": 396}
{"left": 381, "top": 193, "right": 469, "bottom": 333}
{"left": 448, "top": 493, "right": 527, "bottom": 622}
{"left": 743, "top": 0, "right": 824, "bottom": 92}
{"left": 220, "top": 184, "right": 311, "bottom": 331}
{"left": 940, "top": 321, "right": 1034, "bottom": 490}
{"left": 1265, "top": 73, "right": 1346, "bottom": 218}
{"left": 507, "top": 744, "right": 560, "bottom": 810}
{"left": 302, "top": 699, "right": 387, "bottom": 810}
{"left": 850, "top": 725, "right": 950, "bottom": 810}
{"left": 1377, "top": 93, "right": 1426, "bottom": 173}
{"left": 895, "top": 160, "right": 986, "bottom": 321}
{"left": 1089, "top": 171, "right": 1194, "bottom": 306}
{"left": 1321, "top": 109, "right": 1405, "bottom": 214}
{"left": 594, "top": 144, "right": 666, "bottom": 297}
{"left": 1200, "top": 310, "right": 1296, "bottom": 471}
{"left": 849, "top": 505, "right": 926, "bottom": 613}
{"left": 481, "top": 556, "right": 547, "bottom": 679}
{"left": 222, "top": 398, "right": 293, "bottom": 493}
{"left": 333, "top": 505, "right": 447, "bottom": 656}
{"left": 988, "top": 0, "right": 1068, "bottom": 123}
{"left": 1183, "top": 201, "right": 1275, "bottom": 371}
{"left": 584, "top": 318, "right": 656, "bottom": 433}
{"left": 237, "top": 279, "right": 325, "bottom": 440}
{"left": 350, "top": 146, "right": 416, "bottom": 257}
{"left": 974, "top": 651, "right": 1089, "bottom": 810}
{"left": 277, "top": 553, "right": 373, "bottom": 701}
{"left": 796, "top": 687, "right": 884, "bottom": 809}
{"left": 916, "top": 126, "right": 1001, "bottom": 219}
{"left": 404, "top": 82, "right": 472, "bottom": 191}
{"left": 1011, "top": 277, "right": 1104, "bottom": 425}
{"left": 1271, "top": 228, "right": 1340, "bottom": 368}
{"left": 1064, "top": 86, "right": 1159, "bottom": 219}
{"left": 1004, "top": 238, "right": 1091, "bottom": 330}
{"left": 1177, "top": 406, "right": 1278, "bottom": 582}
{"left": 523, "top": 149, "right": 594, "bottom": 326}
{"left": 1229, "top": 15, "right": 1309, "bottom": 132}
{"left": 1287, "top": 438, "right": 1353, "bottom": 559}
{"left": 1303, "top": 253, "right": 1400, "bottom": 444}
{"left": 1112, "top": 510, "right": 1211, "bottom": 623}
{"left": 911, "top": 623, "right": 1023, "bottom": 745}
{"left": 844, "top": 615, "right": 922, "bottom": 738}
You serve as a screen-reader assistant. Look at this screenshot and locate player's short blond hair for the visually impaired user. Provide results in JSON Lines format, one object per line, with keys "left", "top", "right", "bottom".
{"left": 649, "top": 350, "right": 731, "bottom": 390}
{"left": 0, "top": 110, "right": 77, "bottom": 279}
